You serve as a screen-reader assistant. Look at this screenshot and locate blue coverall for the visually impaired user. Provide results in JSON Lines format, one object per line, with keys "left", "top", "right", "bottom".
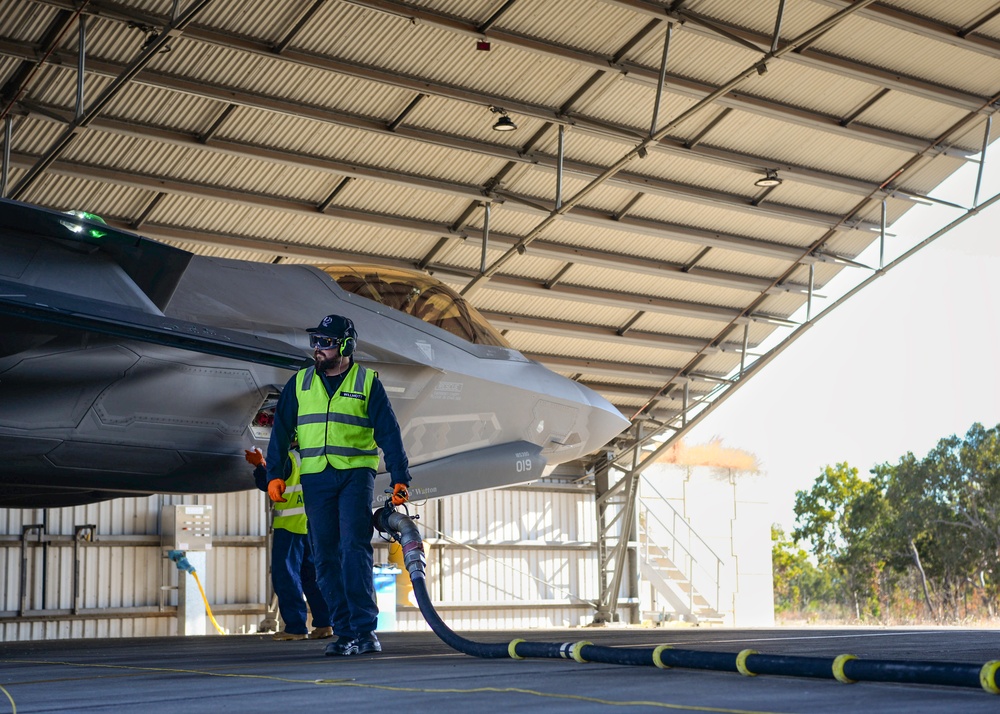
{"left": 253, "top": 462, "right": 332, "bottom": 635}
{"left": 265, "top": 361, "right": 410, "bottom": 638}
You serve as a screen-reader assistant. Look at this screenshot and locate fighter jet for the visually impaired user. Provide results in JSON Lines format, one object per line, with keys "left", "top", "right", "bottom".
{"left": 0, "top": 198, "right": 628, "bottom": 508}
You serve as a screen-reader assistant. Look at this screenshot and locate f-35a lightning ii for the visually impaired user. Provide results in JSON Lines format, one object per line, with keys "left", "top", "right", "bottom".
{"left": 0, "top": 198, "right": 628, "bottom": 508}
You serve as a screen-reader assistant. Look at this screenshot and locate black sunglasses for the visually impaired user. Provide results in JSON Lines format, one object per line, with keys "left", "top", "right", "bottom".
{"left": 309, "top": 334, "right": 343, "bottom": 350}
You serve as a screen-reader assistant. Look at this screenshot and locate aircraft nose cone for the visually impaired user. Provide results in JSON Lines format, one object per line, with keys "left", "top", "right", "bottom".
{"left": 579, "top": 385, "right": 630, "bottom": 452}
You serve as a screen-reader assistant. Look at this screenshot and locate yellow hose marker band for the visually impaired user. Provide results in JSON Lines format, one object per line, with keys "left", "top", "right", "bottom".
{"left": 508, "top": 639, "right": 526, "bottom": 660}
{"left": 569, "top": 641, "right": 592, "bottom": 663}
{"left": 652, "top": 645, "right": 673, "bottom": 669}
{"left": 832, "top": 654, "right": 857, "bottom": 684}
{"left": 735, "top": 649, "right": 759, "bottom": 677}
{"left": 979, "top": 660, "right": 1000, "bottom": 694}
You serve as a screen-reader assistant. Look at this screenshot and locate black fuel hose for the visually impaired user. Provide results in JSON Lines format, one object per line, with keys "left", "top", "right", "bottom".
{"left": 372, "top": 504, "right": 1000, "bottom": 694}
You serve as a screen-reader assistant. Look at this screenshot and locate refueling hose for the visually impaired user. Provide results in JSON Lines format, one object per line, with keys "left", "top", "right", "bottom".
{"left": 372, "top": 503, "right": 1000, "bottom": 694}
{"left": 166, "top": 550, "right": 228, "bottom": 636}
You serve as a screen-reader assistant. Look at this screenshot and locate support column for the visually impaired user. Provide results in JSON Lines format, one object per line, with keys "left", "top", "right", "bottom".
{"left": 178, "top": 551, "right": 208, "bottom": 636}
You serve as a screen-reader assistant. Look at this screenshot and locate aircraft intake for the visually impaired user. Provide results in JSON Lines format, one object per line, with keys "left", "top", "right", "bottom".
{"left": 372, "top": 501, "right": 1000, "bottom": 694}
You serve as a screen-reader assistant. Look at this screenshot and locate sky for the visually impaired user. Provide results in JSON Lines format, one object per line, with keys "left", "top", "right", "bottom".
{"left": 687, "top": 155, "right": 1000, "bottom": 532}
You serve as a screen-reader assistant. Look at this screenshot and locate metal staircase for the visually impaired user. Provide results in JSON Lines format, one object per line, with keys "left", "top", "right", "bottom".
{"left": 637, "top": 477, "right": 726, "bottom": 624}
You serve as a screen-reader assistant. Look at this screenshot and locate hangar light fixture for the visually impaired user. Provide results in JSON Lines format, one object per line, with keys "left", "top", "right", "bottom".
{"left": 754, "top": 169, "right": 782, "bottom": 188}
{"left": 489, "top": 106, "right": 517, "bottom": 132}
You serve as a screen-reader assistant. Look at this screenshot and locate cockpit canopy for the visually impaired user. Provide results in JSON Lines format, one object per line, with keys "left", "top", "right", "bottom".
{"left": 321, "top": 265, "right": 510, "bottom": 348}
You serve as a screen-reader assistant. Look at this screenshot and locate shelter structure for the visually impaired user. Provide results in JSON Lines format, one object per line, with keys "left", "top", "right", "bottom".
{"left": 3, "top": 0, "right": 1000, "bottom": 620}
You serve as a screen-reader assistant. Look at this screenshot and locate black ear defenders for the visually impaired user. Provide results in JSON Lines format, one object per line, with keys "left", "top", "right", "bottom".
{"left": 340, "top": 319, "right": 358, "bottom": 357}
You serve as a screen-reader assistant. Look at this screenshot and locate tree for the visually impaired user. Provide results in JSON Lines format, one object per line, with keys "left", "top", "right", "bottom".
{"left": 771, "top": 525, "right": 832, "bottom": 614}
{"left": 792, "top": 462, "right": 888, "bottom": 619}
{"left": 791, "top": 424, "right": 1000, "bottom": 622}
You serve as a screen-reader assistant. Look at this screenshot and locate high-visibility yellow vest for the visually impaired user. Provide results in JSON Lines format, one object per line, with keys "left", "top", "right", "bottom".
{"left": 272, "top": 450, "right": 307, "bottom": 534}
{"left": 295, "top": 363, "right": 379, "bottom": 474}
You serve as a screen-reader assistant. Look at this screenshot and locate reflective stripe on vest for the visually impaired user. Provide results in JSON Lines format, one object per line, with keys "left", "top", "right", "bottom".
{"left": 295, "top": 364, "right": 379, "bottom": 474}
{"left": 272, "top": 451, "right": 308, "bottom": 534}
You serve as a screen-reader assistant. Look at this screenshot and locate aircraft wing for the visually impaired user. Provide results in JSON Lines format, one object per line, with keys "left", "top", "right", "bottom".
{"left": 0, "top": 278, "right": 309, "bottom": 371}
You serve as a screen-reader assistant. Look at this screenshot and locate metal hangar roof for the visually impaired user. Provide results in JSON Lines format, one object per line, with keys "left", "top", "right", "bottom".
{"left": 2, "top": 0, "right": 999, "bottom": 471}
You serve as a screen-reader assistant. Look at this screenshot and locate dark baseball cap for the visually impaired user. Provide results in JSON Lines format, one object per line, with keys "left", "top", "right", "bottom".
{"left": 307, "top": 314, "right": 355, "bottom": 338}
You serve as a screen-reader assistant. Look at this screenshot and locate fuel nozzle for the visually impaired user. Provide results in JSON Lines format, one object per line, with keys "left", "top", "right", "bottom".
{"left": 372, "top": 502, "right": 426, "bottom": 581}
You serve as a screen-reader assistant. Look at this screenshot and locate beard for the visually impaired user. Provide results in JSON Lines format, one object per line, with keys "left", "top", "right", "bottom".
{"left": 314, "top": 351, "right": 345, "bottom": 373}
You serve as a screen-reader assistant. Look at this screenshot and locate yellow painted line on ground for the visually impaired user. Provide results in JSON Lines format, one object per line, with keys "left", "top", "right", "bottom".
{"left": 0, "top": 659, "right": 797, "bottom": 714}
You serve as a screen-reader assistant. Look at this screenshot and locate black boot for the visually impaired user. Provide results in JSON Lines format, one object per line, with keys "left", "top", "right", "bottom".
{"left": 324, "top": 635, "right": 358, "bottom": 656}
{"left": 355, "top": 632, "right": 381, "bottom": 654}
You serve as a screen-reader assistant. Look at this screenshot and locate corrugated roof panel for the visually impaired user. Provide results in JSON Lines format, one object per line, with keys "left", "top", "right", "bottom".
{"left": 884, "top": 0, "right": 997, "bottom": 28}
{"left": 534, "top": 128, "right": 642, "bottom": 171}
{"left": 298, "top": 2, "right": 597, "bottom": 110}
{"left": 562, "top": 265, "right": 757, "bottom": 312}
{"left": 632, "top": 192, "right": 824, "bottom": 247}
{"left": 741, "top": 57, "right": 885, "bottom": 120}
{"left": 818, "top": 14, "right": 1000, "bottom": 98}
{"left": 150, "top": 35, "right": 416, "bottom": 122}
{"left": 767, "top": 179, "right": 873, "bottom": 218}
{"left": 693, "top": 249, "right": 798, "bottom": 279}
{"left": 406, "top": 93, "right": 549, "bottom": 148}
{"left": 890, "top": 152, "right": 972, "bottom": 197}
{"left": 407, "top": 0, "right": 498, "bottom": 19}
{"left": 194, "top": 0, "right": 312, "bottom": 44}
{"left": 856, "top": 91, "right": 975, "bottom": 147}
{"left": 153, "top": 195, "right": 445, "bottom": 261}
{"left": 822, "top": 228, "right": 885, "bottom": 266}
{"left": 113, "top": 0, "right": 175, "bottom": 17}
{"left": 10, "top": 116, "right": 64, "bottom": 154}
{"left": 695, "top": 350, "right": 744, "bottom": 376}
{"left": 433, "top": 240, "right": 565, "bottom": 281}
{"left": 0, "top": 56, "right": 18, "bottom": 84}
{"left": 340, "top": 177, "right": 472, "bottom": 223}
{"left": 579, "top": 79, "right": 701, "bottom": 137}
{"left": 806, "top": 261, "right": 850, "bottom": 293}
{"left": 506, "top": 168, "right": 638, "bottom": 214}
{"left": 524, "top": 219, "right": 706, "bottom": 266}
{"left": 21, "top": 174, "right": 152, "bottom": 217}
{"left": 562, "top": 262, "right": 755, "bottom": 311}
{"left": 504, "top": 331, "right": 694, "bottom": 370}
{"left": 76, "top": 15, "right": 147, "bottom": 62}
{"left": 24, "top": 63, "right": 111, "bottom": 110}
{"left": 154, "top": 240, "right": 262, "bottom": 262}
{"left": 473, "top": 287, "right": 635, "bottom": 326}
{"left": 754, "top": 292, "right": 809, "bottom": 321}
{"left": 222, "top": 104, "right": 508, "bottom": 188}
{"left": 0, "top": 1, "right": 60, "bottom": 38}
{"left": 478, "top": 202, "right": 550, "bottom": 235}
{"left": 64, "top": 130, "right": 336, "bottom": 204}
{"left": 639, "top": 22, "right": 759, "bottom": 89}
{"left": 711, "top": 108, "right": 913, "bottom": 182}
{"left": 498, "top": 0, "right": 653, "bottom": 56}
{"left": 690, "top": 0, "right": 837, "bottom": 39}
{"left": 495, "top": 161, "right": 589, "bottom": 202}
{"left": 580, "top": 374, "right": 667, "bottom": 391}
{"left": 976, "top": 16, "right": 1000, "bottom": 41}
{"left": 103, "top": 82, "right": 226, "bottom": 135}
{"left": 624, "top": 311, "right": 733, "bottom": 343}
{"left": 631, "top": 148, "right": 771, "bottom": 202}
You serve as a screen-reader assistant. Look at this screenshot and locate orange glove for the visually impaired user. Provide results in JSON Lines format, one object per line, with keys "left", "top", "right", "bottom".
{"left": 244, "top": 448, "right": 265, "bottom": 467}
{"left": 391, "top": 483, "right": 409, "bottom": 507}
{"left": 267, "top": 478, "right": 287, "bottom": 503}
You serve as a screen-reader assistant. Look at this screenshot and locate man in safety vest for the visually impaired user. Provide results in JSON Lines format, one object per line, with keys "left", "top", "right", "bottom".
{"left": 245, "top": 445, "right": 333, "bottom": 641}
{"left": 265, "top": 314, "right": 411, "bottom": 657}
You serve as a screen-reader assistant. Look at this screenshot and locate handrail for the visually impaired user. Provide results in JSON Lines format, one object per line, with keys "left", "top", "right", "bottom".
{"left": 640, "top": 475, "right": 724, "bottom": 564}
{"left": 636, "top": 478, "right": 723, "bottom": 618}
